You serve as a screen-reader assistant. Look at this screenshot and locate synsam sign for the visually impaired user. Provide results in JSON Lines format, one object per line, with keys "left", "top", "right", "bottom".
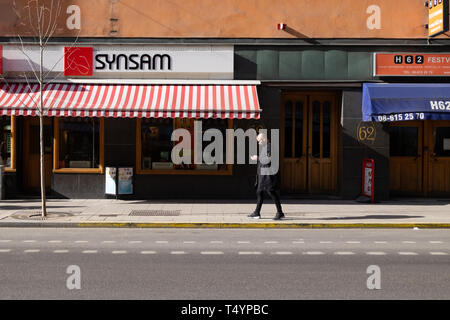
{"left": 63, "top": 45, "right": 233, "bottom": 78}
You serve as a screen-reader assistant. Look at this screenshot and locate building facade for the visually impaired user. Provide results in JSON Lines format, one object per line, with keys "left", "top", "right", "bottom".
{"left": 1, "top": 0, "right": 450, "bottom": 200}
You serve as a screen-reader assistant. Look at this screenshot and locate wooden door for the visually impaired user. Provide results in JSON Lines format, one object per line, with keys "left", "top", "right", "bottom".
{"left": 389, "top": 121, "right": 423, "bottom": 195}
{"left": 23, "top": 117, "right": 53, "bottom": 191}
{"left": 281, "top": 92, "right": 338, "bottom": 194}
{"left": 426, "top": 121, "right": 450, "bottom": 196}
{"left": 307, "top": 94, "right": 338, "bottom": 193}
{"left": 281, "top": 95, "right": 307, "bottom": 193}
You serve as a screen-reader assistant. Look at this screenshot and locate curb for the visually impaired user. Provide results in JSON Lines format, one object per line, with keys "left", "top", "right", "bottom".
{"left": 0, "top": 222, "right": 450, "bottom": 228}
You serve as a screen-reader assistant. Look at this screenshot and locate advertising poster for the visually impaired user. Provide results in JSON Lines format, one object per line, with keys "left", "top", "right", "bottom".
{"left": 118, "top": 167, "right": 133, "bottom": 195}
{"left": 105, "top": 167, "right": 117, "bottom": 195}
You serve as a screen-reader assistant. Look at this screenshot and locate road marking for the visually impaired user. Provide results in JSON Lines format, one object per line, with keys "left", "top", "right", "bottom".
{"left": 304, "top": 251, "right": 325, "bottom": 255}
{"left": 374, "top": 241, "right": 388, "bottom": 244}
{"left": 320, "top": 241, "right": 333, "bottom": 244}
{"left": 237, "top": 241, "right": 250, "bottom": 244}
{"left": 210, "top": 241, "right": 223, "bottom": 244}
{"left": 429, "top": 241, "right": 443, "bottom": 244}
{"left": 53, "top": 250, "right": 69, "bottom": 253}
{"left": 334, "top": 251, "right": 355, "bottom": 255}
{"left": 292, "top": 241, "right": 305, "bottom": 244}
{"left": 429, "top": 252, "right": 448, "bottom": 255}
{"left": 170, "top": 251, "right": 187, "bottom": 255}
{"left": 398, "top": 252, "right": 418, "bottom": 255}
{"left": 273, "top": 251, "right": 293, "bottom": 255}
{"left": 23, "top": 240, "right": 37, "bottom": 243}
{"left": 129, "top": 241, "right": 142, "bottom": 244}
{"left": 24, "top": 249, "right": 40, "bottom": 253}
{"left": 402, "top": 241, "right": 416, "bottom": 244}
{"left": 75, "top": 240, "right": 89, "bottom": 243}
{"left": 156, "top": 241, "right": 169, "bottom": 244}
{"left": 264, "top": 241, "right": 278, "bottom": 244}
{"left": 140, "top": 251, "right": 157, "bottom": 255}
{"left": 82, "top": 250, "right": 98, "bottom": 254}
{"left": 48, "top": 240, "right": 62, "bottom": 243}
{"left": 112, "top": 250, "right": 127, "bottom": 254}
{"left": 0, "top": 249, "right": 11, "bottom": 253}
{"left": 0, "top": 240, "right": 11, "bottom": 243}
{"left": 102, "top": 241, "right": 116, "bottom": 244}
{"left": 346, "top": 241, "right": 361, "bottom": 244}
{"left": 183, "top": 241, "right": 196, "bottom": 244}
{"left": 201, "top": 251, "right": 224, "bottom": 255}
{"left": 366, "top": 252, "right": 387, "bottom": 255}
{"left": 238, "top": 251, "right": 262, "bottom": 255}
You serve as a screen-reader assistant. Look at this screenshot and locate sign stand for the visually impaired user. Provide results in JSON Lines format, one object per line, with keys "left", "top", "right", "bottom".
{"left": 361, "top": 158, "right": 375, "bottom": 203}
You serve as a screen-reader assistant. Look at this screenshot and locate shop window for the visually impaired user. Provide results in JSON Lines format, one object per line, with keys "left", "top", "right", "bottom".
{"left": 0, "top": 116, "right": 15, "bottom": 171}
{"left": 54, "top": 117, "right": 104, "bottom": 173}
{"left": 389, "top": 127, "right": 418, "bottom": 157}
{"left": 433, "top": 127, "right": 450, "bottom": 157}
{"left": 137, "top": 118, "right": 232, "bottom": 174}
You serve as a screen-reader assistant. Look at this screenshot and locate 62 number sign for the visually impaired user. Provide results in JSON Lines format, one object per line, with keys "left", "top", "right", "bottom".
{"left": 357, "top": 122, "right": 376, "bottom": 143}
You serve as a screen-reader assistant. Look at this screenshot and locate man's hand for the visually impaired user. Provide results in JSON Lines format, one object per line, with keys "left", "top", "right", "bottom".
{"left": 250, "top": 155, "right": 258, "bottom": 161}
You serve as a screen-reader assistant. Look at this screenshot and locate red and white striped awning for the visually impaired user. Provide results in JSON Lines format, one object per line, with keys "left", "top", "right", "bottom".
{"left": 0, "top": 83, "right": 261, "bottom": 119}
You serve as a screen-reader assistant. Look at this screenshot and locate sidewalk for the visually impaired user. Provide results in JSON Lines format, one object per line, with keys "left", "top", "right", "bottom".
{"left": 1, "top": 198, "right": 450, "bottom": 228}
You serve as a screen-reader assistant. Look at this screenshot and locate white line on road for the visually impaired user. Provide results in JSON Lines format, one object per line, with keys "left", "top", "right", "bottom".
{"left": 201, "top": 251, "right": 224, "bottom": 255}
{"left": 402, "top": 241, "right": 416, "bottom": 244}
{"left": 346, "top": 241, "right": 361, "bottom": 244}
{"left": 170, "top": 251, "right": 187, "bottom": 255}
{"left": 334, "top": 252, "right": 355, "bottom": 255}
{"left": 129, "top": 241, "right": 142, "bottom": 244}
{"left": 0, "top": 240, "right": 11, "bottom": 243}
{"left": 210, "top": 241, "right": 223, "bottom": 244}
{"left": 366, "top": 252, "right": 387, "bottom": 255}
{"left": 429, "top": 241, "right": 443, "bottom": 244}
{"left": 374, "top": 241, "right": 388, "bottom": 244}
{"left": 53, "top": 250, "right": 69, "bottom": 253}
{"left": 183, "top": 241, "right": 196, "bottom": 244}
{"left": 0, "top": 249, "right": 11, "bottom": 253}
{"left": 140, "top": 251, "right": 156, "bottom": 255}
{"left": 292, "top": 241, "right": 305, "bottom": 244}
{"left": 429, "top": 252, "right": 448, "bottom": 255}
{"left": 398, "top": 252, "right": 418, "bottom": 255}
{"left": 238, "top": 251, "right": 262, "bottom": 255}
{"left": 237, "top": 241, "right": 251, "bottom": 244}
{"left": 112, "top": 250, "right": 127, "bottom": 254}
{"left": 156, "top": 241, "right": 169, "bottom": 244}
{"left": 24, "top": 249, "right": 40, "bottom": 253}
{"left": 102, "top": 241, "right": 116, "bottom": 244}
{"left": 23, "top": 240, "right": 37, "bottom": 243}
{"left": 303, "top": 251, "right": 325, "bottom": 255}
{"left": 82, "top": 250, "right": 98, "bottom": 254}
{"left": 320, "top": 241, "right": 333, "bottom": 244}
{"left": 75, "top": 240, "right": 89, "bottom": 243}
{"left": 264, "top": 241, "right": 278, "bottom": 244}
{"left": 48, "top": 240, "right": 62, "bottom": 243}
{"left": 273, "top": 251, "right": 293, "bottom": 255}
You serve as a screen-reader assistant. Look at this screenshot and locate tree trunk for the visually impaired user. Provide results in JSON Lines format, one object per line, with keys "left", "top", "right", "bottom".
{"left": 39, "top": 44, "right": 47, "bottom": 218}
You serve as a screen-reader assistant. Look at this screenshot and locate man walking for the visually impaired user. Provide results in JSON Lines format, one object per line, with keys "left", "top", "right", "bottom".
{"left": 248, "top": 132, "right": 285, "bottom": 220}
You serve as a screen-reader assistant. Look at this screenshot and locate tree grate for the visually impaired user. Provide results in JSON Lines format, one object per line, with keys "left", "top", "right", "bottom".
{"left": 129, "top": 210, "right": 181, "bottom": 216}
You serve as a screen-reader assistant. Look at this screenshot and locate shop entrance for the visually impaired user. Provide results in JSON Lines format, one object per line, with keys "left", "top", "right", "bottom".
{"left": 389, "top": 120, "right": 450, "bottom": 196}
{"left": 281, "top": 92, "right": 338, "bottom": 194}
{"left": 22, "top": 117, "right": 53, "bottom": 193}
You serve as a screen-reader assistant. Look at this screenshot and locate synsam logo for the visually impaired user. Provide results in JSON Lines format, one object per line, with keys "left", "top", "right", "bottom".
{"left": 64, "top": 47, "right": 172, "bottom": 76}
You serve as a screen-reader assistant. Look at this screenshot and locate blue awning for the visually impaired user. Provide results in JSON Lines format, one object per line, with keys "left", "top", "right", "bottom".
{"left": 362, "top": 83, "right": 450, "bottom": 122}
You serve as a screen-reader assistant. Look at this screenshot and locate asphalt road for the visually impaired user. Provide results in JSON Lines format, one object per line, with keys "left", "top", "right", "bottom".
{"left": 0, "top": 228, "right": 449, "bottom": 300}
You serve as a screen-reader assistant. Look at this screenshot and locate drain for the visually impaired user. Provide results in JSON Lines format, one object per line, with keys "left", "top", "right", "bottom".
{"left": 129, "top": 210, "right": 181, "bottom": 216}
{"left": 12, "top": 211, "right": 75, "bottom": 220}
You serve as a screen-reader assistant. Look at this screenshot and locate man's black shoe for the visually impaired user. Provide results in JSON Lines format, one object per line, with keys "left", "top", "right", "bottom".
{"left": 248, "top": 212, "right": 261, "bottom": 219}
{"left": 273, "top": 213, "right": 285, "bottom": 220}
